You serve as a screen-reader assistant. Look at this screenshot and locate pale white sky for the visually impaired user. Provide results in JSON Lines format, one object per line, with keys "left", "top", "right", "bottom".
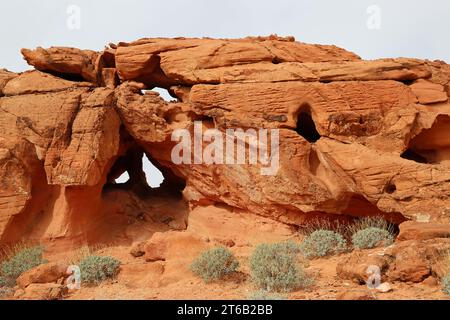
{"left": 1, "top": 0, "right": 449, "bottom": 73}
{"left": 1, "top": 0, "right": 449, "bottom": 185}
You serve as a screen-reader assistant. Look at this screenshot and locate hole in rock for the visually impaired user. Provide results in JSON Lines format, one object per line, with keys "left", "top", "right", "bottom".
{"left": 134, "top": 55, "right": 178, "bottom": 89}
{"left": 385, "top": 183, "right": 397, "bottom": 194}
{"left": 101, "top": 51, "right": 116, "bottom": 68}
{"left": 141, "top": 87, "right": 175, "bottom": 102}
{"left": 400, "top": 149, "right": 428, "bottom": 163}
{"left": 401, "top": 115, "right": 450, "bottom": 164}
{"left": 115, "top": 171, "right": 130, "bottom": 184}
{"left": 192, "top": 114, "right": 215, "bottom": 125}
{"left": 341, "top": 194, "right": 406, "bottom": 226}
{"left": 296, "top": 194, "right": 406, "bottom": 241}
{"left": 142, "top": 154, "right": 164, "bottom": 188}
{"left": 96, "top": 122, "right": 190, "bottom": 242}
{"left": 296, "top": 106, "right": 321, "bottom": 143}
{"left": 106, "top": 146, "right": 147, "bottom": 189}
{"left": 47, "top": 71, "right": 86, "bottom": 82}
{"left": 401, "top": 79, "right": 416, "bottom": 86}
{"left": 272, "top": 57, "right": 282, "bottom": 64}
{"left": 104, "top": 144, "right": 185, "bottom": 198}
{"left": 113, "top": 155, "right": 165, "bottom": 188}
{"left": 99, "top": 144, "right": 188, "bottom": 245}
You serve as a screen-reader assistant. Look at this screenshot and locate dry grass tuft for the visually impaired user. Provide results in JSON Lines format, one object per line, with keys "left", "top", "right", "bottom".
{"left": 62, "top": 243, "right": 113, "bottom": 266}
{"left": 298, "top": 216, "right": 397, "bottom": 246}
{"left": 0, "top": 241, "right": 40, "bottom": 263}
{"left": 298, "top": 217, "right": 346, "bottom": 237}
{"left": 346, "top": 216, "right": 396, "bottom": 238}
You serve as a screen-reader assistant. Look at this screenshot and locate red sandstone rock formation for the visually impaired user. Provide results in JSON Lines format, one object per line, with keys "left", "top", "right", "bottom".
{"left": 1, "top": 35, "right": 449, "bottom": 247}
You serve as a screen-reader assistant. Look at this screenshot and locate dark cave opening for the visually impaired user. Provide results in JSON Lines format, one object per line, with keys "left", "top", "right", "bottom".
{"left": 47, "top": 71, "right": 86, "bottom": 82}
{"left": 296, "top": 194, "right": 406, "bottom": 240}
{"left": 400, "top": 149, "right": 429, "bottom": 164}
{"left": 95, "top": 126, "right": 189, "bottom": 243}
{"left": 385, "top": 182, "right": 397, "bottom": 194}
{"left": 113, "top": 153, "right": 165, "bottom": 188}
{"left": 342, "top": 194, "right": 407, "bottom": 233}
{"left": 401, "top": 115, "right": 450, "bottom": 164}
{"left": 296, "top": 106, "right": 321, "bottom": 143}
{"left": 101, "top": 50, "right": 116, "bottom": 68}
{"left": 103, "top": 144, "right": 185, "bottom": 199}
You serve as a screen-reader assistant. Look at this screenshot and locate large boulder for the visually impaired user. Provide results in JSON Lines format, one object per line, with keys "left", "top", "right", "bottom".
{"left": 16, "top": 283, "right": 67, "bottom": 300}
{"left": 397, "top": 221, "right": 450, "bottom": 241}
{"left": 336, "top": 249, "right": 393, "bottom": 285}
{"left": 0, "top": 36, "right": 449, "bottom": 247}
{"left": 337, "top": 238, "right": 450, "bottom": 284}
{"left": 16, "top": 262, "right": 68, "bottom": 289}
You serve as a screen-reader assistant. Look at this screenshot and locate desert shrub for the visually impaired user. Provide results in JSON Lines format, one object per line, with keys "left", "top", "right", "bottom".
{"left": 250, "top": 242, "right": 312, "bottom": 292}
{"left": 352, "top": 227, "right": 394, "bottom": 249}
{"left": 79, "top": 255, "right": 121, "bottom": 285}
{"left": 442, "top": 273, "right": 450, "bottom": 295}
{"left": 298, "top": 217, "right": 346, "bottom": 237}
{"left": 299, "top": 230, "right": 347, "bottom": 259}
{"left": 0, "top": 245, "right": 46, "bottom": 281}
{"left": 0, "top": 276, "right": 7, "bottom": 287}
{"left": 0, "top": 276, "right": 15, "bottom": 288}
{"left": 247, "top": 290, "right": 285, "bottom": 300}
{"left": 347, "top": 217, "right": 395, "bottom": 237}
{"left": 191, "top": 246, "right": 239, "bottom": 282}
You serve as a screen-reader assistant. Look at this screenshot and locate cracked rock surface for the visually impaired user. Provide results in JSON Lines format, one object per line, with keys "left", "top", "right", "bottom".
{"left": 0, "top": 35, "right": 449, "bottom": 246}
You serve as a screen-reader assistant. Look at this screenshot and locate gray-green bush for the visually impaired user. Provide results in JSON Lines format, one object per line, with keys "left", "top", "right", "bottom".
{"left": 0, "top": 276, "right": 8, "bottom": 287}
{"left": 442, "top": 273, "right": 450, "bottom": 295}
{"left": 250, "top": 242, "right": 312, "bottom": 292}
{"left": 191, "top": 246, "right": 239, "bottom": 282}
{"left": 351, "top": 227, "right": 394, "bottom": 249}
{"left": 0, "top": 276, "right": 14, "bottom": 288}
{"left": 299, "top": 230, "right": 347, "bottom": 259}
{"left": 0, "top": 246, "right": 46, "bottom": 283}
{"left": 79, "top": 255, "right": 121, "bottom": 285}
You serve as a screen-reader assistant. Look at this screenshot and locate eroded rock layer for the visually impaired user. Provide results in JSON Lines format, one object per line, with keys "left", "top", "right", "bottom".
{"left": 1, "top": 36, "right": 449, "bottom": 246}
